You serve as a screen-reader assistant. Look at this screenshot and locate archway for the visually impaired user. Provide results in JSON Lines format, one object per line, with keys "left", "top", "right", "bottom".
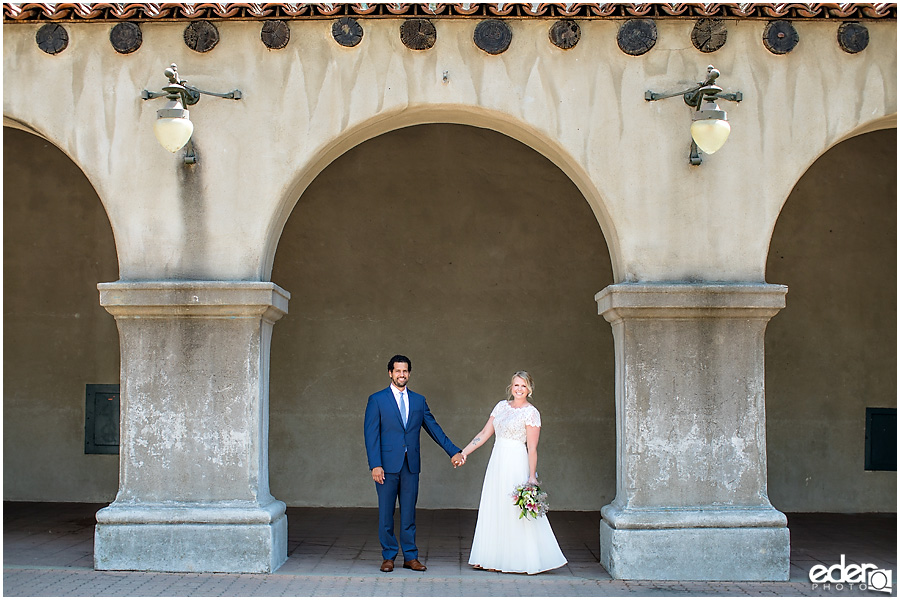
{"left": 269, "top": 123, "right": 616, "bottom": 510}
{"left": 3, "top": 127, "right": 120, "bottom": 502}
{"left": 765, "top": 128, "right": 897, "bottom": 511}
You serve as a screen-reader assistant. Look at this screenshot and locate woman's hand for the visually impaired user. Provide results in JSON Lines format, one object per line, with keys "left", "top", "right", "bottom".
{"left": 527, "top": 475, "right": 539, "bottom": 485}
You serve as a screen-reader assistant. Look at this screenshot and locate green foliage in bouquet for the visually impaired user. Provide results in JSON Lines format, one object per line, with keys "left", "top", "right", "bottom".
{"left": 512, "top": 482, "right": 549, "bottom": 520}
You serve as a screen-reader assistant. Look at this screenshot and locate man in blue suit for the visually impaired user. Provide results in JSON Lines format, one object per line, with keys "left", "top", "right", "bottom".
{"left": 364, "top": 354, "right": 465, "bottom": 572}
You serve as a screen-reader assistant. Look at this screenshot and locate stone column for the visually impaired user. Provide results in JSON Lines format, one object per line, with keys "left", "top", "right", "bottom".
{"left": 94, "top": 281, "right": 290, "bottom": 573}
{"left": 595, "top": 283, "right": 790, "bottom": 581}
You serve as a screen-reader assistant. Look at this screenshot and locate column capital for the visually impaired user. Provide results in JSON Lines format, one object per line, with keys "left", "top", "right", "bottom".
{"left": 595, "top": 283, "right": 787, "bottom": 322}
{"left": 98, "top": 280, "right": 290, "bottom": 322}
{"left": 596, "top": 281, "right": 791, "bottom": 580}
{"left": 94, "top": 279, "right": 290, "bottom": 573}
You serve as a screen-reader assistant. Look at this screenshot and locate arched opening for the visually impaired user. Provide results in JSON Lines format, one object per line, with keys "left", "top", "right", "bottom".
{"left": 765, "top": 128, "right": 897, "bottom": 511}
{"left": 269, "top": 123, "right": 616, "bottom": 510}
{"left": 3, "top": 127, "right": 120, "bottom": 502}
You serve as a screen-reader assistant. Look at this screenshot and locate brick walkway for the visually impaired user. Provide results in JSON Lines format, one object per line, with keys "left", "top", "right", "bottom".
{"left": 3, "top": 503, "right": 896, "bottom": 596}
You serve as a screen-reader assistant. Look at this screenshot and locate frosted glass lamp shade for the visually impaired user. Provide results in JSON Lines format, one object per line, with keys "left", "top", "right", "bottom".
{"left": 690, "top": 118, "right": 730, "bottom": 155}
{"left": 154, "top": 115, "right": 193, "bottom": 153}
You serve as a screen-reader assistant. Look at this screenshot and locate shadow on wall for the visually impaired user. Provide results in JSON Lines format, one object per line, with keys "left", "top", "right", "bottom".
{"left": 765, "top": 129, "right": 897, "bottom": 512}
{"left": 269, "top": 123, "right": 616, "bottom": 510}
{"left": 3, "top": 127, "right": 120, "bottom": 502}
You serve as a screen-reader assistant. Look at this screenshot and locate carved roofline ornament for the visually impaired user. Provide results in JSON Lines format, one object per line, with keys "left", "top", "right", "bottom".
{"left": 3, "top": 3, "right": 896, "bottom": 23}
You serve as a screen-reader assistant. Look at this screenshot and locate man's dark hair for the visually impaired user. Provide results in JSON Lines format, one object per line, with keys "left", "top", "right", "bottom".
{"left": 388, "top": 355, "right": 412, "bottom": 372}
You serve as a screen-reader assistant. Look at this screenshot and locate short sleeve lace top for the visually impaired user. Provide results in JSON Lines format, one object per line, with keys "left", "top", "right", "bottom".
{"left": 490, "top": 400, "right": 541, "bottom": 443}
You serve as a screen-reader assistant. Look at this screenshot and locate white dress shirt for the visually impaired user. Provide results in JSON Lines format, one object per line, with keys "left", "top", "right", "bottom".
{"left": 390, "top": 383, "right": 409, "bottom": 424}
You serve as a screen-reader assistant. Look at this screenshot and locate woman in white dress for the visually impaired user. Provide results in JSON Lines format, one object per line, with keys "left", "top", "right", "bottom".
{"left": 459, "top": 371, "right": 567, "bottom": 574}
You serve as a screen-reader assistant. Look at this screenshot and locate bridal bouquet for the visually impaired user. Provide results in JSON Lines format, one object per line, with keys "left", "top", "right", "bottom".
{"left": 512, "top": 482, "right": 549, "bottom": 520}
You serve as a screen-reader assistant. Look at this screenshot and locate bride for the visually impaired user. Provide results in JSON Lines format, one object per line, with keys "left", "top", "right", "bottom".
{"left": 458, "top": 371, "right": 567, "bottom": 574}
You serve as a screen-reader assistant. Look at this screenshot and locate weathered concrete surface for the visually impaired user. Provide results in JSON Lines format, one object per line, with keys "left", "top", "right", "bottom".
{"left": 94, "top": 502, "right": 287, "bottom": 573}
{"left": 599, "top": 520, "right": 790, "bottom": 581}
{"left": 94, "top": 282, "right": 289, "bottom": 573}
{"left": 596, "top": 283, "right": 790, "bottom": 580}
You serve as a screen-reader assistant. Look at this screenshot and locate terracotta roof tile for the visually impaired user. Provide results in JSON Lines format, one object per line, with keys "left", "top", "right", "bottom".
{"left": 3, "top": 2, "right": 896, "bottom": 22}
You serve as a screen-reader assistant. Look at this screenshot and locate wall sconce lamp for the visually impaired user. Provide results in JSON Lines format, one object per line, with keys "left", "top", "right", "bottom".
{"left": 645, "top": 65, "right": 742, "bottom": 165}
{"left": 141, "top": 64, "right": 242, "bottom": 164}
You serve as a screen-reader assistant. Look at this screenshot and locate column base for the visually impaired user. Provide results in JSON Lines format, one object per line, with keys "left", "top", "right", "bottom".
{"left": 599, "top": 512, "right": 790, "bottom": 581}
{"left": 94, "top": 500, "right": 287, "bottom": 573}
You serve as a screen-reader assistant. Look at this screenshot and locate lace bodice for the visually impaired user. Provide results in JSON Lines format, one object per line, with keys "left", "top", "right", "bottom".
{"left": 490, "top": 400, "right": 541, "bottom": 443}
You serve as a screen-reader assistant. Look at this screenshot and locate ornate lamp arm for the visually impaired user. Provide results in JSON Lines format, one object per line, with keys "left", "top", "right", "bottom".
{"left": 140, "top": 64, "right": 242, "bottom": 164}
{"left": 645, "top": 66, "right": 742, "bottom": 108}
{"left": 141, "top": 64, "right": 241, "bottom": 104}
{"left": 644, "top": 65, "right": 743, "bottom": 166}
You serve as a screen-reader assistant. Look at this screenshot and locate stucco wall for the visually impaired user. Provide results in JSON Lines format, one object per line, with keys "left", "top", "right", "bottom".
{"left": 766, "top": 129, "right": 897, "bottom": 512}
{"left": 3, "top": 19, "right": 895, "bottom": 283}
{"left": 3, "top": 128, "right": 120, "bottom": 501}
{"left": 269, "top": 123, "right": 617, "bottom": 509}
{"left": 2, "top": 13, "right": 896, "bottom": 512}
{"left": 2, "top": 124, "right": 896, "bottom": 511}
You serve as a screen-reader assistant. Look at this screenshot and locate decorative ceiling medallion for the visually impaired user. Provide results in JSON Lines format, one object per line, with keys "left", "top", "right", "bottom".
{"left": 36, "top": 23, "right": 69, "bottom": 55}
{"left": 691, "top": 18, "right": 727, "bottom": 53}
{"left": 110, "top": 22, "right": 142, "bottom": 54}
{"left": 549, "top": 19, "right": 580, "bottom": 50}
{"left": 333, "top": 17, "right": 363, "bottom": 47}
{"left": 400, "top": 18, "right": 436, "bottom": 50}
{"left": 474, "top": 19, "right": 512, "bottom": 55}
{"left": 617, "top": 19, "right": 657, "bottom": 56}
{"left": 837, "top": 22, "right": 869, "bottom": 54}
{"left": 261, "top": 20, "right": 291, "bottom": 49}
{"left": 763, "top": 20, "right": 799, "bottom": 54}
{"left": 184, "top": 20, "right": 219, "bottom": 53}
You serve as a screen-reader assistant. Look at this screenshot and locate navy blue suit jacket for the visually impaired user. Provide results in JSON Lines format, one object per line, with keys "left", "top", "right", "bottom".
{"left": 364, "top": 386, "right": 460, "bottom": 474}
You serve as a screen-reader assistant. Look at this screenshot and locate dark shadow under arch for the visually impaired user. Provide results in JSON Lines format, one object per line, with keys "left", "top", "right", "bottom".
{"left": 3, "top": 126, "right": 120, "bottom": 502}
{"left": 765, "top": 128, "right": 897, "bottom": 511}
{"left": 268, "top": 123, "right": 616, "bottom": 510}
{"left": 262, "top": 108, "right": 621, "bottom": 283}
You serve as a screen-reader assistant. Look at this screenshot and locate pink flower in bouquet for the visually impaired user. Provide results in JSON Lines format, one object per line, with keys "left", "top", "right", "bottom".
{"left": 512, "top": 482, "right": 549, "bottom": 520}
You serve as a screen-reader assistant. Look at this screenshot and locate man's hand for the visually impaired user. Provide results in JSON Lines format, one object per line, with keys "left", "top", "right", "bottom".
{"left": 372, "top": 467, "right": 385, "bottom": 484}
{"left": 451, "top": 453, "right": 466, "bottom": 468}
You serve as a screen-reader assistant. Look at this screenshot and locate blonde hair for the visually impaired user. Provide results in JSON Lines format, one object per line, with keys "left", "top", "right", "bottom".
{"left": 505, "top": 371, "right": 534, "bottom": 401}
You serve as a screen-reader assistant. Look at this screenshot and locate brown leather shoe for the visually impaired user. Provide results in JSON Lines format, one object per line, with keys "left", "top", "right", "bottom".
{"left": 403, "top": 558, "right": 427, "bottom": 571}
{"left": 380, "top": 559, "right": 394, "bottom": 572}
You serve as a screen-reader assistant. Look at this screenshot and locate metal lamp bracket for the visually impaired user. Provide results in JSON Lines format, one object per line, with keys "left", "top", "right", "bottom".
{"left": 141, "top": 63, "right": 241, "bottom": 103}
{"left": 645, "top": 66, "right": 742, "bottom": 107}
{"left": 645, "top": 65, "right": 743, "bottom": 165}
{"left": 141, "top": 63, "right": 242, "bottom": 164}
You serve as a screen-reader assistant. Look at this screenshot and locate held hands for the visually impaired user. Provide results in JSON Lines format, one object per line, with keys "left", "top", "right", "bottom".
{"left": 374, "top": 454, "right": 464, "bottom": 481}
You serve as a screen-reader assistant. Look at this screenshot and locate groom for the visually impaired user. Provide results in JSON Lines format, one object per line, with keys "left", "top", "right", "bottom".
{"left": 364, "top": 354, "right": 465, "bottom": 572}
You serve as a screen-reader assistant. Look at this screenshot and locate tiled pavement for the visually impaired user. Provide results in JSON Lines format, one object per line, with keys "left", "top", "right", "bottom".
{"left": 3, "top": 502, "right": 896, "bottom": 596}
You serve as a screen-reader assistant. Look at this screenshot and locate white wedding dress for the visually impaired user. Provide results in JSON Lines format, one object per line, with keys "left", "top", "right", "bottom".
{"left": 468, "top": 400, "right": 567, "bottom": 574}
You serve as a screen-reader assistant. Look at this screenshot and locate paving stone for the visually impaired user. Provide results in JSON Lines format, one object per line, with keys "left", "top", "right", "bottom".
{"left": 4, "top": 504, "right": 896, "bottom": 597}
